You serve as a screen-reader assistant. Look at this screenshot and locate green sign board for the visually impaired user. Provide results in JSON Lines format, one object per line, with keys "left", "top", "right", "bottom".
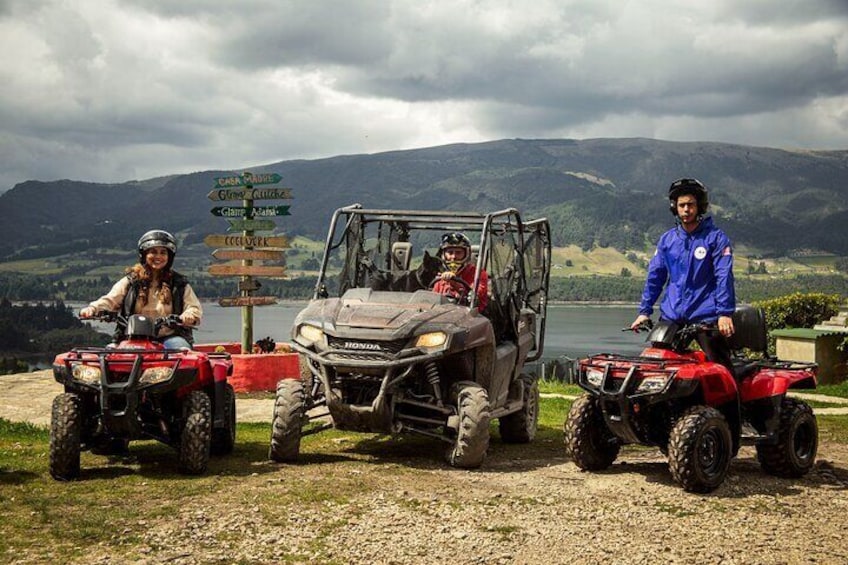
{"left": 226, "top": 218, "right": 276, "bottom": 232}
{"left": 207, "top": 187, "right": 293, "bottom": 201}
{"left": 213, "top": 172, "right": 282, "bottom": 189}
{"left": 211, "top": 205, "right": 290, "bottom": 218}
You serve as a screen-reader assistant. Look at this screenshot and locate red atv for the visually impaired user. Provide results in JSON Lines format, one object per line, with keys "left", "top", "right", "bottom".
{"left": 564, "top": 305, "right": 818, "bottom": 493}
{"left": 49, "top": 312, "right": 236, "bottom": 480}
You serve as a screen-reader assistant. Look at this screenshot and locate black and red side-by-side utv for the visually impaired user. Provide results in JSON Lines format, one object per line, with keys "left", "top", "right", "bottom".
{"left": 50, "top": 313, "right": 236, "bottom": 480}
{"left": 564, "top": 305, "right": 818, "bottom": 493}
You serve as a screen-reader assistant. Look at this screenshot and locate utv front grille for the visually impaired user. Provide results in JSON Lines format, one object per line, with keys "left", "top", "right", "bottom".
{"left": 327, "top": 337, "right": 407, "bottom": 355}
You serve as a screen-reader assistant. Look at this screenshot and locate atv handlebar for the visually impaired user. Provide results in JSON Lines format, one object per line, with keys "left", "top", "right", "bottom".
{"left": 82, "top": 311, "right": 195, "bottom": 330}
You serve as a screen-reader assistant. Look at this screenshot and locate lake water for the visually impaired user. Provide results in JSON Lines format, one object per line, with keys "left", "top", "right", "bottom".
{"left": 73, "top": 301, "right": 646, "bottom": 361}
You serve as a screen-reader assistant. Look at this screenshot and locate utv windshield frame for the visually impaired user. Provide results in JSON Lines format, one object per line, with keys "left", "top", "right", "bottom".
{"left": 312, "top": 204, "right": 552, "bottom": 361}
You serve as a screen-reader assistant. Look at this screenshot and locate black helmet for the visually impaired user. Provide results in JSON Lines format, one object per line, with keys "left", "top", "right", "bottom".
{"left": 668, "top": 178, "right": 709, "bottom": 216}
{"left": 137, "top": 230, "right": 177, "bottom": 265}
{"left": 438, "top": 232, "right": 472, "bottom": 272}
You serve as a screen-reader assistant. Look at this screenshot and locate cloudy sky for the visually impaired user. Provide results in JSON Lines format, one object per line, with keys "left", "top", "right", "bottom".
{"left": 1, "top": 0, "right": 846, "bottom": 191}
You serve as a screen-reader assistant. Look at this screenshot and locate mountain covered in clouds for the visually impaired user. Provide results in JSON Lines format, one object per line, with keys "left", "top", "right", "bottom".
{"left": 1, "top": 138, "right": 847, "bottom": 260}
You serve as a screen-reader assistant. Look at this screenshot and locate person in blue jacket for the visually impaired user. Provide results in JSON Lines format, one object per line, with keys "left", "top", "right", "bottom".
{"left": 631, "top": 178, "right": 736, "bottom": 373}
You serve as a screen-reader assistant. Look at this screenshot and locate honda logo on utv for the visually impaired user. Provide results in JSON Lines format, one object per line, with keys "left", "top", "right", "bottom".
{"left": 343, "top": 341, "right": 382, "bottom": 351}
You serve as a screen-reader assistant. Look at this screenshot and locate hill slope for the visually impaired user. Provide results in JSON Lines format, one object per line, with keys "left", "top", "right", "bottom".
{"left": 1, "top": 138, "right": 846, "bottom": 260}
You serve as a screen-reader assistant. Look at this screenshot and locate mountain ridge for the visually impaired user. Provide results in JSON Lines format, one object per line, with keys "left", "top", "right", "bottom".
{"left": 2, "top": 137, "right": 846, "bottom": 260}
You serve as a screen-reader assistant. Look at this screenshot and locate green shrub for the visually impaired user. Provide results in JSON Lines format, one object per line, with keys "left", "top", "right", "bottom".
{"left": 752, "top": 292, "right": 842, "bottom": 331}
{"left": 752, "top": 292, "right": 843, "bottom": 355}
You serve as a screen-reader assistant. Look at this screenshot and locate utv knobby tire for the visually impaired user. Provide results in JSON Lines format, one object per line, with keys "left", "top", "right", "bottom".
{"left": 269, "top": 378, "right": 305, "bottom": 463}
{"left": 668, "top": 405, "right": 732, "bottom": 493}
{"left": 211, "top": 383, "right": 236, "bottom": 456}
{"left": 178, "top": 390, "right": 212, "bottom": 475}
{"left": 499, "top": 374, "right": 539, "bottom": 443}
{"left": 564, "top": 393, "right": 620, "bottom": 471}
{"left": 447, "top": 382, "right": 491, "bottom": 469}
{"left": 756, "top": 397, "right": 818, "bottom": 478}
{"left": 50, "top": 393, "right": 83, "bottom": 481}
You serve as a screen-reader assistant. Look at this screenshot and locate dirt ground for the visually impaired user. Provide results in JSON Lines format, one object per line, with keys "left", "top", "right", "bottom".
{"left": 3, "top": 371, "right": 848, "bottom": 564}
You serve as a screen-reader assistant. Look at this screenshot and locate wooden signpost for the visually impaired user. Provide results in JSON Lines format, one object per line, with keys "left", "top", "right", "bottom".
{"left": 226, "top": 219, "right": 276, "bottom": 232}
{"left": 210, "top": 205, "right": 290, "bottom": 218}
{"left": 208, "top": 264, "right": 287, "bottom": 277}
{"left": 205, "top": 171, "right": 292, "bottom": 352}
{"left": 218, "top": 296, "right": 278, "bottom": 307}
{"left": 212, "top": 248, "right": 285, "bottom": 261}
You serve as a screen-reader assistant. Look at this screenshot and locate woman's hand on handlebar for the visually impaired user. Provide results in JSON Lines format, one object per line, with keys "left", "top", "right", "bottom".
{"left": 179, "top": 313, "right": 199, "bottom": 327}
{"left": 79, "top": 306, "right": 95, "bottom": 319}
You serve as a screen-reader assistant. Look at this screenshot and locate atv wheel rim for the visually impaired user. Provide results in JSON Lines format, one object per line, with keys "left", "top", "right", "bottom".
{"left": 698, "top": 428, "right": 726, "bottom": 475}
{"left": 793, "top": 421, "right": 816, "bottom": 462}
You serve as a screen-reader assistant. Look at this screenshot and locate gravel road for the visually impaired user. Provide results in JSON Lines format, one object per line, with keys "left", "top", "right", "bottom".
{"left": 3, "top": 371, "right": 848, "bottom": 564}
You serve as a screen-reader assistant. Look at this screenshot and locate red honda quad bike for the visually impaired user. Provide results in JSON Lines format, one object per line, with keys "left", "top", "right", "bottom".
{"left": 49, "top": 312, "right": 236, "bottom": 480}
{"left": 564, "top": 305, "right": 818, "bottom": 493}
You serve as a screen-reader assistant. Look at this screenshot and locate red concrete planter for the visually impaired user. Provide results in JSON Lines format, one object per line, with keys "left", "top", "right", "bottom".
{"left": 196, "top": 342, "right": 300, "bottom": 392}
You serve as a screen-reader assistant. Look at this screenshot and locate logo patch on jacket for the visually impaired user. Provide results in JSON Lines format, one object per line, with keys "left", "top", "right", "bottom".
{"left": 694, "top": 246, "right": 707, "bottom": 260}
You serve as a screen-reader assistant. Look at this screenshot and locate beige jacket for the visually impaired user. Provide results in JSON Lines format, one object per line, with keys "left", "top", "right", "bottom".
{"left": 88, "top": 277, "right": 203, "bottom": 337}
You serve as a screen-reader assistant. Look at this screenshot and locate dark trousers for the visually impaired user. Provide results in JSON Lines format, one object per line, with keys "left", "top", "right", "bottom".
{"left": 696, "top": 330, "right": 736, "bottom": 379}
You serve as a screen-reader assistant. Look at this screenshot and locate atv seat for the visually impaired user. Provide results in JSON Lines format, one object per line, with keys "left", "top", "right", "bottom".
{"left": 727, "top": 305, "right": 768, "bottom": 354}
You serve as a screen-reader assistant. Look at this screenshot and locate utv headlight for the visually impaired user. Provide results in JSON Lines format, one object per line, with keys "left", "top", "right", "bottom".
{"left": 635, "top": 374, "right": 670, "bottom": 393}
{"left": 72, "top": 364, "right": 101, "bottom": 385}
{"left": 415, "top": 331, "right": 447, "bottom": 349}
{"left": 298, "top": 324, "right": 325, "bottom": 345}
{"left": 140, "top": 366, "right": 174, "bottom": 386}
{"left": 585, "top": 368, "right": 604, "bottom": 388}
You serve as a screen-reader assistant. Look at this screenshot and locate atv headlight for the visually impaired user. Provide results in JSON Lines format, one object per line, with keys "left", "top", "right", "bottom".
{"left": 585, "top": 368, "right": 604, "bottom": 388}
{"left": 415, "top": 331, "right": 447, "bottom": 349}
{"left": 635, "top": 374, "right": 670, "bottom": 393}
{"left": 297, "top": 324, "right": 325, "bottom": 345}
{"left": 72, "top": 364, "right": 101, "bottom": 385}
{"left": 140, "top": 366, "right": 173, "bottom": 386}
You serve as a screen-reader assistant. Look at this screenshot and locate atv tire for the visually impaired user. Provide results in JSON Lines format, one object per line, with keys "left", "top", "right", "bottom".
{"left": 211, "top": 383, "right": 237, "bottom": 456}
{"left": 668, "top": 405, "right": 732, "bottom": 493}
{"left": 269, "top": 378, "right": 305, "bottom": 463}
{"left": 446, "top": 381, "right": 490, "bottom": 469}
{"left": 178, "top": 390, "right": 212, "bottom": 475}
{"left": 50, "top": 393, "right": 83, "bottom": 481}
{"left": 499, "top": 373, "right": 539, "bottom": 443}
{"left": 756, "top": 397, "right": 817, "bottom": 478}
{"left": 564, "top": 393, "right": 620, "bottom": 470}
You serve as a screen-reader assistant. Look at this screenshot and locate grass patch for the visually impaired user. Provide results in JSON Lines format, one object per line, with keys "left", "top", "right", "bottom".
{"left": 816, "top": 381, "right": 848, "bottom": 399}
{"left": 539, "top": 381, "right": 581, "bottom": 396}
{"left": 818, "top": 416, "right": 848, "bottom": 444}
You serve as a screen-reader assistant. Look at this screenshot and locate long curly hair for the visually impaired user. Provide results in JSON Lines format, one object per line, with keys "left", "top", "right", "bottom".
{"left": 126, "top": 263, "right": 172, "bottom": 307}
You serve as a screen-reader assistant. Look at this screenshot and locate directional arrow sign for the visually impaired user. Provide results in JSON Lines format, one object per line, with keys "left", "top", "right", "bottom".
{"left": 204, "top": 234, "right": 288, "bottom": 248}
{"left": 238, "top": 279, "right": 262, "bottom": 292}
{"left": 213, "top": 172, "right": 282, "bottom": 188}
{"left": 207, "top": 187, "right": 293, "bottom": 201}
{"left": 218, "top": 296, "right": 278, "bottom": 307}
{"left": 226, "top": 219, "right": 276, "bottom": 232}
{"left": 212, "top": 249, "right": 286, "bottom": 261}
{"left": 211, "top": 206, "right": 290, "bottom": 218}
{"left": 208, "top": 264, "right": 287, "bottom": 277}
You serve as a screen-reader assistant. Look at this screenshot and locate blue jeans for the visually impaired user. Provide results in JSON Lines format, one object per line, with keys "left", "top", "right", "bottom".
{"left": 161, "top": 335, "right": 192, "bottom": 350}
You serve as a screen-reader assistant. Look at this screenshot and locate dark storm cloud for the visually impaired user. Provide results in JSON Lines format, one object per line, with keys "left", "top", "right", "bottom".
{"left": 0, "top": 0, "right": 846, "bottom": 191}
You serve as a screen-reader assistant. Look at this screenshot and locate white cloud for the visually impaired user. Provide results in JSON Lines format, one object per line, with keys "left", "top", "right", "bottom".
{"left": 0, "top": 0, "right": 846, "bottom": 191}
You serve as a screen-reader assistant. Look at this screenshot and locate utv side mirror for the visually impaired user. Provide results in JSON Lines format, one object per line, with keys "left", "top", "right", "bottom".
{"left": 317, "top": 283, "right": 329, "bottom": 299}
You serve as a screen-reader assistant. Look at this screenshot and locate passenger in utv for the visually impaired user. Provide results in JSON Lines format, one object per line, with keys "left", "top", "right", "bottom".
{"left": 80, "top": 230, "right": 202, "bottom": 349}
{"left": 432, "top": 232, "right": 489, "bottom": 313}
{"left": 630, "top": 178, "right": 736, "bottom": 375}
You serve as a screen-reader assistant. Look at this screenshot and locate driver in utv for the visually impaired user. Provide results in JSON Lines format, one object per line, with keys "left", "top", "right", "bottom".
{"left": 80, "top": 230, "right": 202, "bottom": 348}
{"left": 630, "top": 178, "right": 736, "bottom": 376}
{"left": 432, "top": 232, "right": 489, "bottom": 312}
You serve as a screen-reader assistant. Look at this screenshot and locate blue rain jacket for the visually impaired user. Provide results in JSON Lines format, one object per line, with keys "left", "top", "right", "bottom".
{"left": 638, "top": 217, "right": 735, "bottom": 324}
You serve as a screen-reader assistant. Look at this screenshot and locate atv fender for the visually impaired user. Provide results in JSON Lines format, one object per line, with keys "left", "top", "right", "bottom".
{"left": 675, "top": 362, "right": 737, "bottom": 406}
